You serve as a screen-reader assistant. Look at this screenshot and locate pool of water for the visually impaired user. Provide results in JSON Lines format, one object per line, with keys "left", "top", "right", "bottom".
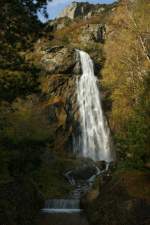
{"left": 40, "top": 213, "right": 89, "bottom": 225}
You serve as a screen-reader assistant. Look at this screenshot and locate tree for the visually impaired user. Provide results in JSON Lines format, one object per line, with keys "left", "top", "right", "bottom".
{"left": 0, "top": 96, "right": 52, "bottom": 176}
{"left": 102, "top": 0, "right": 150, "bottom": 166}
{"left": 0, "top": 0, "right": 52, "bottom": 67}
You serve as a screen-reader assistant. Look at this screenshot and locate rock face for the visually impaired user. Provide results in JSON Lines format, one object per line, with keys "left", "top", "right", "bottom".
{"left": 41, "top": 46, "right": 80, "bottom": 75}
{"left": 38, "top": 46, "right": 82, "bottom": 152}
{"left": 59, "top": 2, "right": 107, "bottom": 19}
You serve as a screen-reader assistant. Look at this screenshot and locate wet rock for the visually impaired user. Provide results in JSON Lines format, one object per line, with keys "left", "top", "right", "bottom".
{"left": 107, "top": 161, "right": 116, "bottom": 171}
{"left": 71, "top": 166, "right": 97, "bottom": 181}
{"left": 64, "top": 158, "right": 98, "bottom": 182}
{"left": 65, "top": 166, "right": 98, "bottom": 183}
{"left": 97, "top": 160, "right": 106, "bottom": 171}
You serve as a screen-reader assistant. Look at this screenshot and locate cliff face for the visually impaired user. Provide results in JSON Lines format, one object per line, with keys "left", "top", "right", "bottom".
{"left": 26, "top": 2, "right": 112, "bottom": 152}
{"left": 59, "top": 1, "right": 116, "bottom": 19}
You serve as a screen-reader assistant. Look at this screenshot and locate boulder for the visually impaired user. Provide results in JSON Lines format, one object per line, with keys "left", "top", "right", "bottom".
{"left": 71, "top": 166, "right": 97, "bottom": 181}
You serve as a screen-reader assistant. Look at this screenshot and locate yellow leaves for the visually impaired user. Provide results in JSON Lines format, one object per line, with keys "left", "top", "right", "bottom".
{"left": 101, "top": 0, "right": 150, "bottom": 135}
{"left": 144, "top": 60, "right": 150, "bottom": 70}
{"left": 107, "top": 0, "right": 131, "bottom": 29}
{"left": 133, "top": 0, "right": 150, "bottom": 33}
{"left": 110, "top": 90, "right": 134, "bottom": 133}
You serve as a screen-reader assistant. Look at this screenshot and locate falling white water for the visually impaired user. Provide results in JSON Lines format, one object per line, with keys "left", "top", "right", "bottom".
{"left": 41, "top": 199, "right": 81, "bottom": 213}
{"left": 75, "top": 50, "right": 113, "bottom": 162}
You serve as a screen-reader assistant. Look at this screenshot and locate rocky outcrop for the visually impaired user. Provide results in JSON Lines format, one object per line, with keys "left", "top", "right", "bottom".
{"left": 41, "top": 46, "right": 81, "bottom": 75}
{"left": 59, "top": 2, "right": 109, "bottom": 19}
{"left": 79, "top": 24, "right": 106, "bottom": 43}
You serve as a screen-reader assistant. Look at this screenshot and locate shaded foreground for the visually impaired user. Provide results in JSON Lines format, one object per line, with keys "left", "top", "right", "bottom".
{"left": 84, "top": 170, "right": 150, "bottom": 225}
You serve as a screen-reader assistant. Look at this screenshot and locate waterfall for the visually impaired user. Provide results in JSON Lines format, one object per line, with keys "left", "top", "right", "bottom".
{"left": 75, "top": 50, "right": 113, "bottom": 162}
{"left": 41, "top": 199, "right": 81, "bottom": 213}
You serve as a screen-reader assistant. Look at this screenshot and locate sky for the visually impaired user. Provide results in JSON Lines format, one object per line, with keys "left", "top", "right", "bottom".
{"left": 38, "top": 0, "right": 115, "bottom": 22}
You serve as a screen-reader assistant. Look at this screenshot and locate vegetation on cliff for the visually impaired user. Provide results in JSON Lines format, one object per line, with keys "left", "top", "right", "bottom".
{"left": 102, "top": 0, "right": 150, "bottom": 168}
